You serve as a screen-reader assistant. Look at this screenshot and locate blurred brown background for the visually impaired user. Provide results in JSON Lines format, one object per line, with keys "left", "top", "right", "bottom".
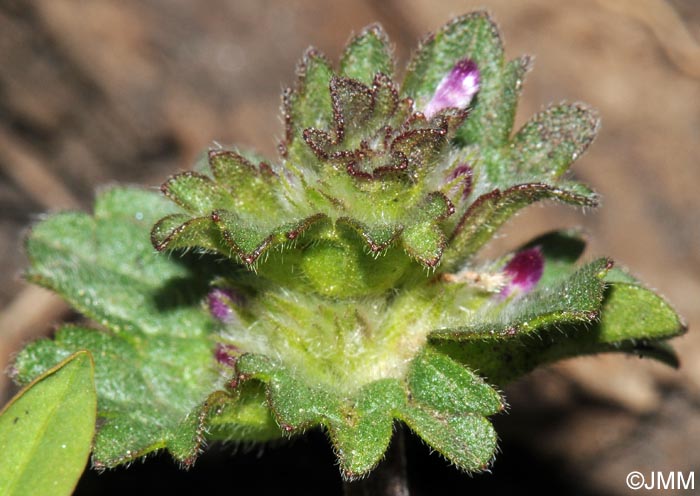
{"left": 1, "top": 0, "right": 699, "bottom": 494}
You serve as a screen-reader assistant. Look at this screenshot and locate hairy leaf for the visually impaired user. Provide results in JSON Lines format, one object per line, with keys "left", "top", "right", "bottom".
{"left": 283, "top": 48, "right": 335, "bottom": 167}
{"left": 231, "top": 351, "right": 501, "bottom": 479}
{"left": 407, "top": 347, "right": 503, "bottom": 415}
{"left": 340, "top": 24, "right": 394, "bottom": 85}
{"left": 442, "top": 183, "right": 598, "bottom": 270}
{"left": 470, "top": 55, "right": 532, "bottom": 146}
{"left": 403, "top": 12, "right": 503, "bottom": 112}
{"left": 399, "top": 406, "right": 497, "bottom": 472}
{"left": 14, "top": 187, "right": 258, "bottom": 467}
{"left": 437, "top": 268, "right": 686, "bottom": 384}
{"left": 509, "top": 103, "right": 600, "bottom": 178}
{"left": 161, "top": 171, "right": 234, "bottom": 215}
{"left": 432, "top": 258, "right": 611, "bottom": 340}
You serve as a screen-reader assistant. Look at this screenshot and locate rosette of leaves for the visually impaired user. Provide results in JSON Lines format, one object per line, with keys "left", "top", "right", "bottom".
{"left": 10, "top": 12, "right": 685, "bottom": 484}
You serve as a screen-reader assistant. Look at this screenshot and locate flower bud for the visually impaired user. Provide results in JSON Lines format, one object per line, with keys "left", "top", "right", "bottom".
{"left": 424, "top": 59, "right": 480, "bottom": 119}
{"left": 214, "top": 343, "right": 240, "bottom": 367}
{"left": 500, "top": 247, "right": 544, "bottom": 298}
{"left": 446, "top": 163, "right": 473, "bottom": 200}
{"left": 207, "top": 287, "right": 244, "bottom": 324}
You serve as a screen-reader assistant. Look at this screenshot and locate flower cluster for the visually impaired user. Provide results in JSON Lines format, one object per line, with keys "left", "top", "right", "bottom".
{"left": 11, "top": 12, "right": 684, "bottom": 483}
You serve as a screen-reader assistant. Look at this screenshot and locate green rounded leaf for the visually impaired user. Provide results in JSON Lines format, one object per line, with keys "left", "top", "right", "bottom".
{"left": 0, "top": 351, "right": 96, "bottom": 496}
{"left": 399, "top": 406, "right": 497, "bottom": 472}
{"left": 408, "top": 348, "right": 503, "bottom": 415}
{"left": 595, "top": 273, "right": 686, "bottom": 343}
{"left": 161, "top": 171, "right": 234, "bottom": 215}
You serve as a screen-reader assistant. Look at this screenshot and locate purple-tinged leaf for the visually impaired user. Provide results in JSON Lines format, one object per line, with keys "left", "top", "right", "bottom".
{"left": 330, "top": 76, "right": 374, "bottom": 142}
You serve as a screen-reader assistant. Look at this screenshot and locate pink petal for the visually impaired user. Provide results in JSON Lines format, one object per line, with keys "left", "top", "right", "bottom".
{"left": 424, "top": 59, "right": 480, "bottom": 119}
{"left": 500, "top": 247, "right": 544, "bottom": 298}
{"left": 446, "top": 163, "right": 473, "bottom": 200}
{"left": 207, "top": 287, "right": 244, "bottom": 323}
{"left": 214, "top": 343, "right": 240, "bottom": 367}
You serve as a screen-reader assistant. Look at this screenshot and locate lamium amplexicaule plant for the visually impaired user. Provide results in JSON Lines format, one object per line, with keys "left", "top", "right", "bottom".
{"left": 0, "top": 11, "right": 686, "bottom": 495}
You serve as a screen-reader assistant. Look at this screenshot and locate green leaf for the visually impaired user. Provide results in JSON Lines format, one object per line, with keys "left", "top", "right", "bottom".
{"left": 231, "top": 351, "right": 500, "bottom": 479}
{"left": 200, "top": 387, "right": 281, "bottom": 443}
{"left": 340, "top": 24, "right": 394, "bottom": 85}
{"left": 330, "top": 76, "right": 375, "bottom": 142}
{"left": 371, "top": 72, "right": 401, "bottom": 125}
{"left": 283, "top": 48, "right": 334, "bottom": 168}
{"left": 402, "top": 223, "right": 445, "bottom": 267}
{"left": 431, "top": 257, "right": 611, "bottom": 340}
{"left": 234, "top": 353, "right": 335, "bottom": 430}
{"left": 336, "top": 217, "right": 402, "bottom": 252}
{"left": 397, "top": 348, "right": 502, "bottom": 472}
{"left": 407, "top": 347, "right": 503, "bottom": 415}
{"left": 13, "top": 322, "right": 219, "bottom": 468}
{"left": 208, "top": 150, "right": 279, "bottom": 217}
{"left": 471, "top": 55, "right": 532, "bottom": 146}
{"left": 151, "top": 214, "right": 227, "bottom": 253}
{"left": 508, "top": 103, "right": 600, "bottom": 179}
{"left": 437, "top": 267, "right": 686, "bottom": 384}
{"left": 233, "top": 353, "right": 394, "bottom": 478}
{"left": 14, "top": 187, "right": 244, "bottom": 467}
{"left": 400, "top": 192, "right": 454, "bottom": 266}
{"left": 584, "top": 269, "right": 686, "bottom": 343}
{"left": 328, "top": 379, "right": 406, "bottom": 479}
{"left": 391, "top": 128, "right": 449, "bottom": 178}
{"left": 399, "top": 405, "right": 497, "bottom": 472}
{"left": 214, "top": 210, "right": 326, "bottom": 265}
{"left": 213, "top": 209, "right": 276, "bottom": 263}
{"left": 443, "top": 183, "right": 598, "bottom": 270}
{"left": 402, "top": 12, "right": 503, "bottom": 111}
{"left": 27, "top": 187, "right": 214, "bottom": 337}
{"left": 0, "top": 351, "right": 96, "bottom": 496}
{"left": 400, "top": 11, "right": 520, "bottom": 148}
{"left": 161, "top": 171, "right": 234, "bottom": 215}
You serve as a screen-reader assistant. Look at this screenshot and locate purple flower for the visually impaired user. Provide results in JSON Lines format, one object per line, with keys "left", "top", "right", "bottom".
{"left": 423, "top": 59, "right": 480, "bottom": 119}
{"left": 207, "top": 287, "right": 244, "bottom": 323}
{"left": 214, "top": 343, "right": 240, "bottom": 368}
{"left": 446, "top": 163, "right": 473, "bottom": 200}
{"left": 499, "top": 247, "right": 544, "bottom": 298}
